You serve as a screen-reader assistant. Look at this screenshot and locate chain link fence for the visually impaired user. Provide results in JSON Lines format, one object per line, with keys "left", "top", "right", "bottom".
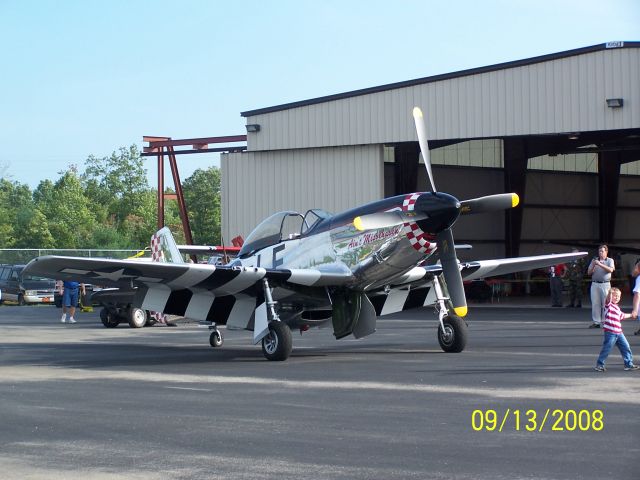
{"left": 0, "top": 249, "right": 149, "bottom": 265}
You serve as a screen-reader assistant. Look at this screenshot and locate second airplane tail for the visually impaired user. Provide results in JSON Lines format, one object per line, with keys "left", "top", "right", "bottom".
{"left": 150, "top": 227, "right": 184, "bottom": 264}
{"left": 149, "top": 227, "right": 184, "bottom": 325}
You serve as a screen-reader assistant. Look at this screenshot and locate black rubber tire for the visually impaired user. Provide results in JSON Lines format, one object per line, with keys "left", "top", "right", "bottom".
{"left": 261, "top": 321, "right": 293, "bottom": 361}
{"left": 128, "top": 307, "right": 147, "bottom": 328}
{"left": 144, "top": 312, "right": 155, "bottom": 326}
{"left": 100, "top": 307, "right": 120, "bottom": 328}
{"left": 437, "top": 315, "right": 468, "bottom": 353}
{"left": 209, "top": 330, "right": 223, "bottom": 347}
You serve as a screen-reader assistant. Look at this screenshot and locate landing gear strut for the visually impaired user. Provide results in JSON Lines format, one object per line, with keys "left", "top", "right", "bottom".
{"left": 432, "top": 276, "right": 468, "bottom": 353}
{"left": 259, "top": 278, "right": 292, "bottom": 361}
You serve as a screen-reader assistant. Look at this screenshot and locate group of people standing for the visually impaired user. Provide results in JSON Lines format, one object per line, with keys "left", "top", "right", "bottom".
{"left": 549, "top": 248, "right": 585, "bottom": 308}
{"left": 552, "top": 245, "right": 640, "bottom": 372}
{"left": 549, "top": 244, "right": 639, "bottom": 331}
{"left": 550, "top": 244, "right": 639, "bottom": 371}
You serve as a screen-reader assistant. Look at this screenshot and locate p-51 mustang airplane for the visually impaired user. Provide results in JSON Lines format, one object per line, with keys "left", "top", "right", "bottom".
{"left": 25, "top": 107, "right": 586, "bottom": 361}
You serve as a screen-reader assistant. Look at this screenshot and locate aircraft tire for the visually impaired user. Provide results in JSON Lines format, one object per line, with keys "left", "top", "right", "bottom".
{"left": 100, "top": 307, "right": 120, "bottom": 328}
{"left": 209, "top": 330, "right": 223, "bottom": 347}
{"left": 438, "top": 315, "right": 467, "bottom": 353}
{"left": 145, "top": 313, "right": 156, "bottom": 327}
{"left": 128, "top": 307, "right": 147, "bottom": 328}
{"left": 261, "top": 321, "right": 293, "bottom": 361}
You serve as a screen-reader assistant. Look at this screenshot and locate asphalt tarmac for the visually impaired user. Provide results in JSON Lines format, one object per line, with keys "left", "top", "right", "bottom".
{"left": 0, "top": 303, "right": 638, "bottom": 480}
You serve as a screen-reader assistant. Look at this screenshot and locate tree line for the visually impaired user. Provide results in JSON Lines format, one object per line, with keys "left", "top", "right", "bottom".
{"left": 0, "top": 145, "right": 222, "bottom": 253}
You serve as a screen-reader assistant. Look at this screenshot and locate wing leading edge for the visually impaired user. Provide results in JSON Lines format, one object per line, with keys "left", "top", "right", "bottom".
{"left": 24, "top": 256, "right": 354, "bottom": 295}
{"left": 387, "top": 251, "right": 588, "bottom": 287}
{"left": 24, "top": 256, "right": 354, "bottom": 335}
{"left": 366, "top": 251, "right": 588, "bottom": 317}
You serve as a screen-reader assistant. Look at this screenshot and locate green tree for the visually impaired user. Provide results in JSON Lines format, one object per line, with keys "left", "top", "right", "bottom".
{"left": 14, "top": 207, "right": 55, "bottom": 248}
{"left": 83, "top": 145, "right": 149, "bottom": 223}
{"left": 0, "top": 180, "right": 16, "bottom": 247}
{"left": 38, "top": 170, "right": 97, "bottom": 248}
{"left": 183, "top": 167, "right": 221, "bottom": 245}
{"left": 0, "top": 179, "right": 32, "bottom": 248}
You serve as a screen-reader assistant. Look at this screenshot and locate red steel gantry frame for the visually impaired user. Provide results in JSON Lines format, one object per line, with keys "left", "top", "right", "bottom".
{"left": 141, "top": 135, "right": 246, "bottom": 246}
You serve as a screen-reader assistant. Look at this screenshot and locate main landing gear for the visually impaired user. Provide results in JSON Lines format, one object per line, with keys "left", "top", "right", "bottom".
{"left": 261, "top": 321, "right": 292, "bottom": 361}
{"left": 260, "top": 278, "right": 292, "bottom": 361}
{"left": 206, "top": 278, "right": 293, "bottom": 361}
{"left": 432, "top": 276, "right": 468, "bottom": 353}
{"left": 99, "top": 306, "right": 151, "bottom": 329}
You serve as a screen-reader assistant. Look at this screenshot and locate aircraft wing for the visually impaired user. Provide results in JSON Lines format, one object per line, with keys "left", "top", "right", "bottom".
{"left": 366, "top": 251, "right": 588, "bottom": 316}
{"left": 24, "top": 255, "right": 354, "bottom": 325}
{"left": 388, "top": 251, "right": 588, "bottom": 287}
{"left": 176, "top": 245, "right": 241, "bottom": 255}
{"left": 546, "top": 240, "right": 640, "bottom": 256}
{"left": 24, "top": 256, "right": 354, "bottom": 292}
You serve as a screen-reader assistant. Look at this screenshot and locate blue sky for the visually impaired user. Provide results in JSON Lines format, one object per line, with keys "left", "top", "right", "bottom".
{"left": 0, "top": 0, "right": 638, "bottom": 188}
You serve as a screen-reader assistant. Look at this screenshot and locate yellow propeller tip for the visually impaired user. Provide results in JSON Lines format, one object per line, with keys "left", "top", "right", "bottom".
{"left": 354, "top": 216, "right": 365, "bottom": 231}
{"left": 412, "top": 107, "right": 423, "bottom": 118}
{"left": 454, "top": 306, "right": 468, "bottom": 317}
{"left": 511, "top": 193, "right": 520, "bottom": 208}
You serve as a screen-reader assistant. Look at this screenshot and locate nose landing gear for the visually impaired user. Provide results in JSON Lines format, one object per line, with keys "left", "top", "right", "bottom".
{"left": 432, "top": 276, "right": 468, "bottom": 353}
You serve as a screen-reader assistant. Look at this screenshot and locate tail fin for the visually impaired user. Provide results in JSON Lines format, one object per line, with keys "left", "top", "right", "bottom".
{"left": 149, "top": 227, "right": 183, "bottom": 325}
{"left": 150, "top": 227, "right": 184, "bottom": 264}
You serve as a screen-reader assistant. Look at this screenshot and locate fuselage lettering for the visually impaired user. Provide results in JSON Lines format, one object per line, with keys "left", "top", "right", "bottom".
{"left": 272, "top": 243, "right": 286, "bottom": 268}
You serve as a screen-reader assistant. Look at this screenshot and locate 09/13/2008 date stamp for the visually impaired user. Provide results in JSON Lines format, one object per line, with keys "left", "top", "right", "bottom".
{"left": 471, "top": 409, "right": 604, "bottom": 432}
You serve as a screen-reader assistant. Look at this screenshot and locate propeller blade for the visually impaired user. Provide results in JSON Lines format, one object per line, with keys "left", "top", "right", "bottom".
{"left": 354, "top": 211, "right": 428, "bottom": 231}
{"left": 460, "top": 193, "right": 519, "bottom": 215}
{"left": 412, "top": 107, "right": 436, "bottom": 193}
{"left": 436, "top": 228, "right": 467, "bottom": 318}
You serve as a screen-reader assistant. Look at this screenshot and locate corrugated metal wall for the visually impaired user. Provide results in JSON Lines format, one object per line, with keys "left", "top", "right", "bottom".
{"left": 221, "top": 145, "right": 384, "bottom": 240}
{"left": 245, "top": 47, "right": 639, "bottom": 151}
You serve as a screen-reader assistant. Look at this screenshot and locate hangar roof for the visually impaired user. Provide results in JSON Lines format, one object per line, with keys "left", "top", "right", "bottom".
{"left": 239, "top": 42, "right": 639, "bottom": 155}
{"left": 242, "top": 42, "right": 639, "bottom": 117}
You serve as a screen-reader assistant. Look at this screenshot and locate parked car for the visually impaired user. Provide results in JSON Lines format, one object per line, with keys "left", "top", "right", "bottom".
{"left": 0, "top": 264, "right": 56, "bottom": 305}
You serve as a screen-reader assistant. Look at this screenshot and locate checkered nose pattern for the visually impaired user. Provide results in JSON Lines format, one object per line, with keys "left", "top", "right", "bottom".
{"left": 402, "top": 192, "right": 461, "bottom": 253}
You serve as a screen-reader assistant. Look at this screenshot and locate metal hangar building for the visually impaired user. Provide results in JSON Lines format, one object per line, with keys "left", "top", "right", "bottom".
{"left": 222, "top": 42, "right": 640, "bottom": 260}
